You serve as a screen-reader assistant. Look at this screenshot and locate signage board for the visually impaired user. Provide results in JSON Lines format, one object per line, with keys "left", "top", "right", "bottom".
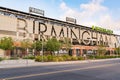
{"left": 66, "top": 17, "right": 76, "bottom": 24}
{"left": 29, "top": 7, "right": 44, "bottom": 16}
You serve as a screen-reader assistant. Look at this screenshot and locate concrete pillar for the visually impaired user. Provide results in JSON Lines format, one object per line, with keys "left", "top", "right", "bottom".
{"left": 110, "top": 50, "right": 112, "bottom": 56}
{"left": 72, "top": 48, "right": 76, "bottom": 57}
{"left": 80, "top": 49, "right": 83, "bottom": 56}
{"left": 79, "top": 49, "right": 81, "bottom": 56}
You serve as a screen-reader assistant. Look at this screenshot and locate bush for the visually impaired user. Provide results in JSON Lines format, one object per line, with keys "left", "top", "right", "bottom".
{"left": 23, "top": 55, "right": 35, "bottom": 60}
{"left": 35, "top": 56, "right": 42, "bottom": 62}
{"left": 116, "top": 55, "right": 120, "bottom": 58}
{"left": 43, "top": 56, "right": 48, "bottom": 62}
{"left": 62, "top": 55, "right": 71, "bottom": 61}
{"left": 47, "top": 55, "right": 54, "bottom": 61}
{"left": 0, "top": 57, "right": 4, "bottom": 61}
{"left": 35, "top": 55, "right": 120, "bottom": 62}
{"left": 28, "top": 56, "right": 35, "bottom": 59}
{"left": 35, "top": 55, "right": 65, "bottom": 62}
{"left": 52, "top": 57, "right": 59, "bottom": 62}
{"left": 94, "top": 56, "right": 118, "bottom": 59}
{"left": 9, "top": 57, "right": 19, "bottom": 60}
{"left": 71, "top": 56, "right": 78, "bottom": 61}
{"left": 77, "top": 56, "right": 84, "bottom": 60}
{"left": 94, "top": 56, "right": 101, "bottom": 59}
{"left": 87, "top": 55, "right": 95, "bottom": 59}
{"left": 58, "top": 56, "right": 64, "bottom": 61}
{"left": 35, "top": 56, "right": 50, "bottom": 62}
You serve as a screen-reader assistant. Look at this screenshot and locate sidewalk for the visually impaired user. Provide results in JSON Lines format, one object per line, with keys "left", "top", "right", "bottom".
{"left": 0, "top": 58, "right": 120, "bottom": 69}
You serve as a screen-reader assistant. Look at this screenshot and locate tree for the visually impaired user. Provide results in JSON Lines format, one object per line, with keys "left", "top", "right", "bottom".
{"left": 62, "top": 37, "right": 71, "bottom": 52}
{"left": 32, "top": 40, "right": 43, "bottom": 55}
{"left": 0, "top": 37, "right": 14, "bottom": 57}
{"left": 21, "top": 39, "right": 31, "bottom": 50}
{"left": 97, "top": 44, "right": 106, "bottom": 56}
{"left": 21, "top": 39, "right": 32, "bottom": 57}
{"left": 115, "top": 46, "right": 120, "bottom": 55}
{"left": 0, "top": 37, "right": 13, "bottom": 50}
{"left": 32, "top": 41, "right": 42, "bottom": 51}
{"left": 46, "top": 37, "right": 61, "bottom": 55}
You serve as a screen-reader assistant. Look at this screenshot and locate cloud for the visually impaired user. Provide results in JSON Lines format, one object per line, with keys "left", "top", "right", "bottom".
{"left": 80, "top": 0, "right": 107, "bottom": 15}
{"left": 59, "top": 0, "right": 120, "bottom": 35}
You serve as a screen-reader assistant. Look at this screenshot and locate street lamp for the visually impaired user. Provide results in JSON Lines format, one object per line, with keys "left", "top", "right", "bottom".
{"left": 41, "top": 35, "right": 44, "bottom": 62}
{"left": 26, "top": 48, "right": 29, "bottom": 65}
{"left": 41, "top": 40, "right": 44, "bottom": 62}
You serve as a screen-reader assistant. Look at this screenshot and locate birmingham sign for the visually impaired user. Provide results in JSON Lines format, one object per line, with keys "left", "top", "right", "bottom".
{"left": 0, "top": 14, "right": 119, "bottom": 47}
{"left": 16, "top": 18, "right": 119, "bottom": 47}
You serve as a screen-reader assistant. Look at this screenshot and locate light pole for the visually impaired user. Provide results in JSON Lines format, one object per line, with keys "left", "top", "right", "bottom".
{"left": 26, "top": 48, "right": 29, "bottom": 65}
{"left": 41, "top": 36, "right": 44, "bottom": 62}
{"left": 34, "top": 40, "right": 36, "bottom": 56}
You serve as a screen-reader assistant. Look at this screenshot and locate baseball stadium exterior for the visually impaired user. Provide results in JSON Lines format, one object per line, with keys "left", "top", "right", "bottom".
{"left": 0, "top": 6, "right": 120, "bottom": 57}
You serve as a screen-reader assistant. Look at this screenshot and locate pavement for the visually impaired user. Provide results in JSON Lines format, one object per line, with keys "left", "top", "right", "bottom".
{"left": 0, "top": 58, "right": 120, "bottom": 80}
{"left": 0, "top": 58, "right": 120, "bottom": 69}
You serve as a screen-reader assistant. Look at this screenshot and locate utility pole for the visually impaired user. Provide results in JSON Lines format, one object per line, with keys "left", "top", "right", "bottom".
{"left": 26, "top": 48, "right": 29, "bottom": 66}
{"left": 41, "top": 37, "right": 44, "bottom": 62}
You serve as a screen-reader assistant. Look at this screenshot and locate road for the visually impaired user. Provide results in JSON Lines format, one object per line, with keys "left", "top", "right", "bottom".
{"left": 0, "top": 59, "right": 120, "bottom": 80}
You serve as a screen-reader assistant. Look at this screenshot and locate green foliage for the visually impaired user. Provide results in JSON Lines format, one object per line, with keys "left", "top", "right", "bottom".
{"left": 35, "top": 56, "right": 42, "bottom": 62}
{"left": 97, "top": 45, "right": 106, "bottom": 56}
{"left": 47, "top": 56, "right": 64, "bottom": 62}
{"left": 47, "top": 55, "right": 54, "bottom": 61}
{"left": 94, "top": 56, "right": 118, "bottom": 59}
{"left": 71, "top": 56, "right": 78, "bottom": 61}
{"left": 87, "top": 55, "right": 95, "bottom": 59}
{"left": 115, "top": 46, "right": 120, "bottom": 55}
{"left": 58, "top": 56, "right": 64, "bottom": 61}
{"left": 40, "top": 56, "right": 48, "bottom": 62}
{"left": 92, "top": 25, "right": 113, "bottom": 34}
{"left": 9, "top": 57, "right": 19, "bottom": 60}
{"left": 21, "top": 39, "right": 31, "bottom": 50}
{"left": 52, "top": 57, "right": 59, "bottom": 62}
{"left": 35, "top": 55, "right": 77, "bottom": 62}
{"left": 35, "top": 56, "right": 50, "bottom": 62}
{"left": 35, "top": 55, "right": 120, "bottom": 62}
{"left": 62, "top": 55, "right": 71, "bottom": 61}
{"left": 35, "top": 55, "right": 78, "bottom": 62}
{"left": 0, "top": 57, "right": 4, "bottom": 61}
{"left": 32, "top": 41, "right": 42, "bottom": 51}
{"left": 46, "top": 37, "right": 61, "bottom": 53}
{"left": 0, "top": 37, "right": 13, "bottom": 50}
{"left": 62, "top": 38, "right": 71, "bottom": 52}
{"left": 23, "top": 55, "right": 35, "bottom": 59}
{"left": 77, "top": 56, "right": 84, "bottom": 60}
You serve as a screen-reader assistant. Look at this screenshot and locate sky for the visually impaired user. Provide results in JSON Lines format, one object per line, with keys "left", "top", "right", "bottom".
{"left": 0, "top": 0, "right": 120, "bottom": 35}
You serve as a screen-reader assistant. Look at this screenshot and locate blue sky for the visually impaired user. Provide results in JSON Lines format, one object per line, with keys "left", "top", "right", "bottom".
{"left": 0, "top": 0, "right": 120, "bottom": 34}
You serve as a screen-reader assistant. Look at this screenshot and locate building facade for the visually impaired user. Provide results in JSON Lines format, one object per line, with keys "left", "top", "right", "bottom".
{"left": 0, "top": 6, "right": 120, "bottom": 57}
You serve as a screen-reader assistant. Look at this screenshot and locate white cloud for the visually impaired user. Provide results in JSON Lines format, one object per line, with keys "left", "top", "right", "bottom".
{"left": 80, "top": 0, "right": 107, "bottom": 15}
{"left": 60, "top": 2, "right": 68, "bottom": 10}
{"left": 59, "top": 0, "right": 120, "bottom": 35}
{"left": 60, "top": 2, "right": 78, "bottom": 18}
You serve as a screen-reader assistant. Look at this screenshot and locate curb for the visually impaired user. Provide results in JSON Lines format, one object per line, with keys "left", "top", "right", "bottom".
{"left": 0, "top": 58, "right": 120, "bottom": 69}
